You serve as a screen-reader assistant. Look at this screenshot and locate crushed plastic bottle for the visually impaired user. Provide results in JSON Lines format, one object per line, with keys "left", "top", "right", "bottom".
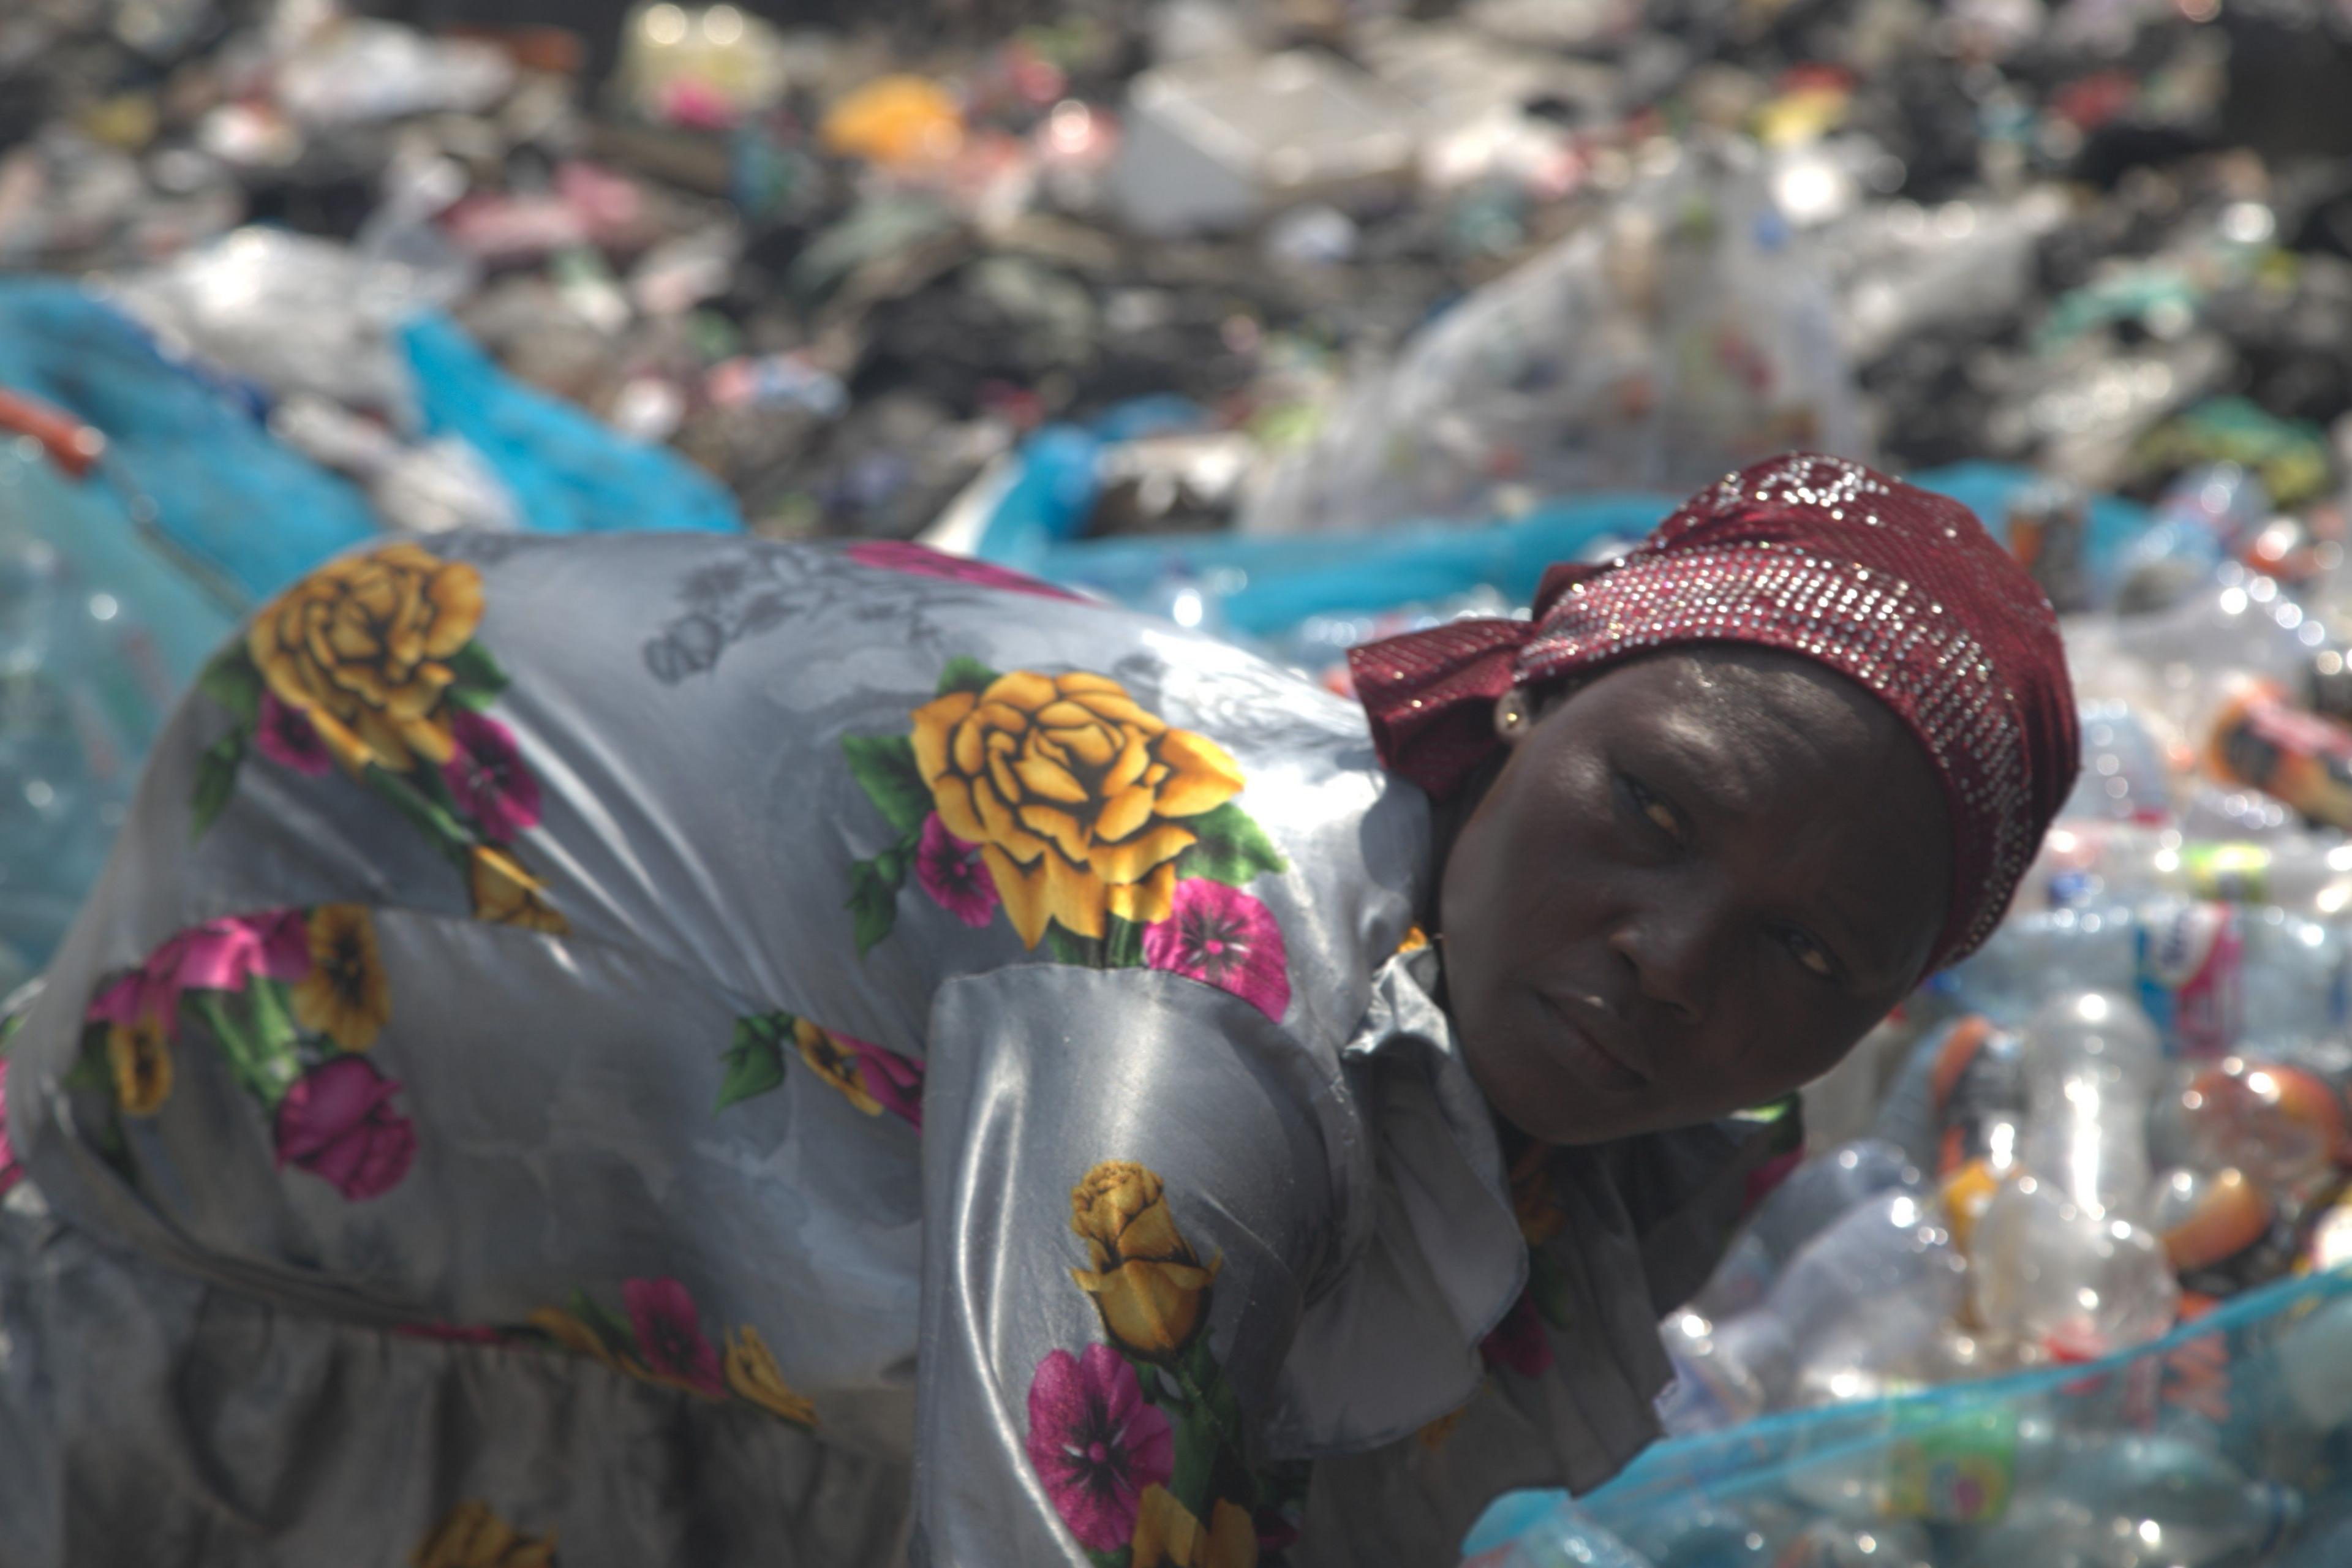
{"left": 1954, "top": 1434, "right": 2299, "bottom": 1568}
{"left": 2113, "top": 464, "right": 2271, "bottom": 613}
{"left": 1967, "top": 1174, "right": 2179, "bottom": 1363}
{"left": 1943, "top": 896, "right": 2348, "bottom": 1058}
{"left": 1663, "top": 1191, "right": 1969, "bottom": 1429}
{"left": 1687, "top": 1139, "right": 1923, "bottom": 1321}
{"left": 1461, "top": 1496, "right": 1656, "bottom": 1568}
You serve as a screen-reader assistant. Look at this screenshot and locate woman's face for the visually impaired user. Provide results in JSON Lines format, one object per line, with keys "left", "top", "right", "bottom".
{"left": 1439, "top": 647, "right": 1954, "bottom": 1145}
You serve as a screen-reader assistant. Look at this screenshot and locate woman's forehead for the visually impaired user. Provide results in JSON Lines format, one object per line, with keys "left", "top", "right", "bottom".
{"left": 1597, "top": 647, "right": 1915, "bottom": 750}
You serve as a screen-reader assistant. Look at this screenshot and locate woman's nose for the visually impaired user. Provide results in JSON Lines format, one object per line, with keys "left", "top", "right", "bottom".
{"left": 1607, "top": 904, "right": 1714, "bottom": 1021}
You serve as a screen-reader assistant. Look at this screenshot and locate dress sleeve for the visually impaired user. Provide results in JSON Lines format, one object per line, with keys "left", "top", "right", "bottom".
{"left": 912, "top": 963, "right": 1337, "bottom": 1567}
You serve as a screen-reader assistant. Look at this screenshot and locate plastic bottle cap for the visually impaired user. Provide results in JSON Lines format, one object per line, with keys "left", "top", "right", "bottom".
{"left": 2043, "top": 1324, "right": 2109, "bottom": 1365}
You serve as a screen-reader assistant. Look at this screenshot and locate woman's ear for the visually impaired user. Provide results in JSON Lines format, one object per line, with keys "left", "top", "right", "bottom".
{"left": 1492, "top": 687, "right": 1533, "bottom": 745}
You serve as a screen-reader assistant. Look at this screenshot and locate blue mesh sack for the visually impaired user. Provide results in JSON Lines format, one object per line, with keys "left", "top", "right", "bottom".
{"left": 0, "top": 440, "right": 235, "bottom": 971}
{"left": 1463, "top": 1267, "right": 2352, "bottom": 1566}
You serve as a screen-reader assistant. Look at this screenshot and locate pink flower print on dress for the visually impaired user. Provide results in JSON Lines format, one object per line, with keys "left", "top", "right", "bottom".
{"left": 441, "top": 710, "right": 543, "bottom": 843}
{"left": 845, "top": 540, "right": 1084, "bottom": 601}
{"left": 89, "top": 909, "right": 312, "bottom": 1033}
{"left": 913, "top": 812, "right": 999, "bottom": 929}
{"left": 847, "top": 1038, "right": 924, "bottom": 1131}
{"left": 623, "top": 1276, "right": 727, "bottom": 1396}
{"left": 254, "top": 690, "right": 334, "bottom": 777}
{"left": 273, "top": 1054, "right": 415, "bottom": 1200}
{"left": 0, "top": 1058, "right": 20, "bottom": 1198}
{"left": 1478, "top": 1284, "right": 1555, "bottom": 1379}
{"left": 1023, "top": 1343, "right": 1174, "bottom": 1551}
{"left": 1142, "top": 880, "right": 1291, "bottom": 1021}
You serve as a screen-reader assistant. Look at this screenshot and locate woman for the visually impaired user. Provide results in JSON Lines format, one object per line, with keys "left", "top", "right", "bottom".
{"left": 0, "top": 454, "right": 2074, "bottom": 1566}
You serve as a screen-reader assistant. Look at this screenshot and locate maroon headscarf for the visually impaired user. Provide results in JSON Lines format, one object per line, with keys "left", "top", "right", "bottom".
{"left": 1348, "top": 454, "right": 2079, "bottom": 970}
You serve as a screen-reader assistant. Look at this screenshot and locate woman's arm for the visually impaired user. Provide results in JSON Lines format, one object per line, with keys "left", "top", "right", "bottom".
{"left": 913, "top": 963, "right": 1335, "bottom": 1566}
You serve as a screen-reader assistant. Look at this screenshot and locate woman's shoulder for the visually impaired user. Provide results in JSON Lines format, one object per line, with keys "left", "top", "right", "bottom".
{"left": 368, "top": 531, "right": 1432, "bottom": 1049}
{"left": 785, "top": 587, "right": 1434, "bottom": 1055}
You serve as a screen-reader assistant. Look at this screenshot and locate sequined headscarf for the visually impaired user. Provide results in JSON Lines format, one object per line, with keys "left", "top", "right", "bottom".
{"left": 1348, "top": 454, "right": 2079, "bottom": 970}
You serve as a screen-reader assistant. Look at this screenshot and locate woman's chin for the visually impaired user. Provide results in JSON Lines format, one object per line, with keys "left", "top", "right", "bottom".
{"left": 1464, "top": 1031, "right": 1642, "bottom": 1145}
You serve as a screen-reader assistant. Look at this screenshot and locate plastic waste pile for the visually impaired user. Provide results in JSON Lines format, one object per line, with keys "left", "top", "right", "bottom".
{"left": 4, "top": 0, "right": 2351, "bottom": 559}
{"left": 1464, "top": 465, "right": 2352, "bottom": 1559}
{"left": 7, "top": 0, "right": 2352, "bottom": 1559}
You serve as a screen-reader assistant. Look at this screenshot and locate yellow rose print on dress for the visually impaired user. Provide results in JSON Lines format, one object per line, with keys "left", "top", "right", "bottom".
{"left": 1132, "top": 1485, "right": 1259, "bottom": 1568}
{"left": 410, "top": 1501, "right": 557, "bottom": 1568}
{"left": 1024, "top": 1157, "right": 1298, "bottom": 1562}
{"left": 189, "top": 545, "right": 565, "bottom": 936}
{"left": 910, "top": 669, "right": 1243, "bottom": 943}
{"left": 1068, "top": 1159, "right": 1221, "bottom": 1362}
{"left": 722, "top": 1325, "right": 821, "bottom": 1426}
{"left": 845, "top": 657, "right": 1292, "bottom": 1016}
{"left": 248, "top": 541, "right": 484, "bottom": 774}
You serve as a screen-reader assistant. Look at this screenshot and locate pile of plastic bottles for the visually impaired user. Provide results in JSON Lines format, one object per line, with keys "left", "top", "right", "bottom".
{"left": 1466, "top": 461, "right": 2352, "bottom": 1563}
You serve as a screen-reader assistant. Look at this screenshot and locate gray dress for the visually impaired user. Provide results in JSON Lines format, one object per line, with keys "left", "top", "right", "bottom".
{"left": 0, "top": 535, "right": 1775, "bottom": 1567}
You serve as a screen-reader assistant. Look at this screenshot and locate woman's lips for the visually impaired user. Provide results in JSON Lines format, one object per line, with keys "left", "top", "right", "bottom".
{"left": 1537, "top": 992, "right": 1650, "bottom": 1092}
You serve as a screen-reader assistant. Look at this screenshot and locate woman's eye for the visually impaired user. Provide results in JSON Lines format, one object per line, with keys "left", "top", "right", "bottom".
{"left": 1782, "top": 929, "right": 1837, "bottom": 979}
{"left": 1621, "top": 775, "right": 1684, "bottom": 842}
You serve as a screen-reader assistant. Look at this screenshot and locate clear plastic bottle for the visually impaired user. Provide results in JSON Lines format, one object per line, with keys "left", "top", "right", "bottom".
{"left": 1776, "top": 1398, "right": 2056, "bottom": 1526}
{"left": 1938, "top": 905, "right": 2141, "bottom": 1028}
{"left": 2022, "top": 820, "right": 2352, "bottom": 919}
{"left": 1770, "top": 1519, "right": 1933, "bottom": 1567}
{"left": 2007, "top": 477, "right": 2094, "bottom": 616}
{"left": 1668, "top": 1191, "right": 1969, "bottom": 1423}
{"left": 2113, "top": 562, "right": 2325, "bottom": 736}
{"left": 1687, "top": 1139, "right": 1924, "bottom": 1321}
{"left": 2113, "top": 464, "right": 2271, "bottom": 613}
{"left": 2204, "top": 676, "right": 2352, "bottom": 834}
{"left": 2144, "top": 1166, "right": 2274, "bottom": 1276}
{"left": 2017, "top": 991, "right": 2163, "bottom": 1220}
{"left": 2272, "top": 1510, "right": 2352, "bottom": 1568}
{"left": 1969, "top": 1175, "right": 2179, "bottom": 1363}
{"left": 1871, "top": 1016, "right": 2027, "bottom": 1178}
{"left": 1461, "top": 1496, "right": 1658, "bottom": 1568}
{"left": 1943, "top": 899, "right": 2346, "bottom": 1058}
{"left": 2076, "top": 1433, "right": 2299, "bottom": 1564}
{"left": 1614, "top": 1502, "right": 1785, "bottom": 1568}
{"left": 2056, "top": 701, "right": 2177, "bottom": 828}
{"left": 1953, "top": 1433, "right": 2299, "bottom": 1568}
{"left": 2148, "top": 1054, "right": 2348, "bottom": 1205}
{"left": 2252, "top": 1292, "right": 2352, "bottom": 1437}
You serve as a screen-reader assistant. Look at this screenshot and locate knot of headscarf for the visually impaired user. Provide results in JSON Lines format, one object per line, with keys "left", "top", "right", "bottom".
{"left": 1348, "top": 454, "right": 2079, "bottom": 970}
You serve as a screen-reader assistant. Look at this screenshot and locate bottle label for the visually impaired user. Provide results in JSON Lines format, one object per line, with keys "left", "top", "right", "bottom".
{"left": 2182, "top": 842, "right": 2272, "bottom": 905}
{"left": 2135, "top": 900, "right": 2243, "bottom": 1058}
{"left": 2046, "top": 868, "right": 2099, "bottom": 909}
{"left": 1883, "top": 1405, "right": 2019, "bottom": 1523}
{"left": 2209, "top": 688, "right": 2352, "bottom": 831}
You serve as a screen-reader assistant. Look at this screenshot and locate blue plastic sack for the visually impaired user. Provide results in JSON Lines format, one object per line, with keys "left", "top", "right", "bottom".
{"left": 399, "top": 312, "right": 739, "bottom": 537}
{"left": 0, "top": 280, "right": 380, "bottom": 605}
{"left": 971, "top": 445, "right": 2150, "bottom": 639}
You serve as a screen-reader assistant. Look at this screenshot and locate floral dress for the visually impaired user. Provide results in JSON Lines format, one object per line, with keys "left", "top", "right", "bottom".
{"left": 0, "top": 536, "right": 1781, "bottom": 1567}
